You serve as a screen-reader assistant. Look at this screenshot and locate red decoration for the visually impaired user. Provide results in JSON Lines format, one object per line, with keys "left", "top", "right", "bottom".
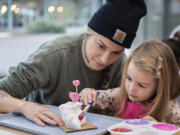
{"left": 78, "top": 115, "right": 84, "bottom": 120}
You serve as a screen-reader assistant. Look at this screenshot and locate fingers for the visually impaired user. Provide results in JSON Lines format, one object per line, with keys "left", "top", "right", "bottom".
{"left": 82, "top": 88, "right": 97, "bottom": 105}
{"left": 37, "top": 113, "right": 58, "bottom": 126}
{"left": 32, "top": 109, "right": 64, "bottom": 126}
{"left": 142, "top": 115, "right": 157, "bottom": 122}
{"left": 92, "top": 91, "right": 97, "bottom": 103}
{"left": 87, "top": 90, "right": 96, "bottom": 104}
{"left": 42, "top": 109, "right": 64, "bottom": 126}
{"left": 23, "top": 103, "right": 64, "bottom": 127}
{"left": 32, "top": 116, "right": 46, "bottom": 127}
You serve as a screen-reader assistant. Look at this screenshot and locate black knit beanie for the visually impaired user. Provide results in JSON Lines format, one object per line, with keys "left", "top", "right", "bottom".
{"left": 88, "top": 0, "right": 147, "bottom": 48}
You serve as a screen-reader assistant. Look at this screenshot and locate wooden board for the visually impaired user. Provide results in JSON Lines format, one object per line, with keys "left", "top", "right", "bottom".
{"left": 59, "top": 122, "right": 97, "bottom": 133}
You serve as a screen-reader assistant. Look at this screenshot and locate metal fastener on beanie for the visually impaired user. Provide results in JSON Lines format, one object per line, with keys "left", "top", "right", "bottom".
{"left": 88, "top": 0, "right": 147, "bottom": 48}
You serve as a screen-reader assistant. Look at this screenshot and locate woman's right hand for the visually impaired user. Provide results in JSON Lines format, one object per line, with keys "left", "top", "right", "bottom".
{"left": 20, "top": 101, "right": 64, "bottom": 127}
{"left": 0, "top": 90, "right": 64, "bottom": 127}
{"left": 79, "top": 88, "right": 98, "bottom": 106}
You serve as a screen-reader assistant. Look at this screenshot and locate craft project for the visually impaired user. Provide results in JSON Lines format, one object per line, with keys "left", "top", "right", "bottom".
{"left": 59, "top": 102, "right": 86, "bottom": 130}
{"left": 61, "top": 80, "right": 83, "bottom": 129}
{"left": 108, "top": 119, "right": 180, "bottom": 135}
{"left": 60, "top": 80, "right": 98, "bottom": 131}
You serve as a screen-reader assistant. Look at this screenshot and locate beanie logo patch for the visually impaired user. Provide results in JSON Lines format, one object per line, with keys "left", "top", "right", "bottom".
{"left": 113, "top": 29, "right": 126, "bottom": 44}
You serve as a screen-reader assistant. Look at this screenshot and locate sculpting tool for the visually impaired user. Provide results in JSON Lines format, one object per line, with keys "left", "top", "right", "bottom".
{"left": 78, "top": 91, "right": 100, "bottom": 120}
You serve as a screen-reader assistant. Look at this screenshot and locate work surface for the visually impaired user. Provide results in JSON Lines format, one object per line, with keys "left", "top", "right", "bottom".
{"left": 0, "top": 105, "right": 179, "bottom": 135}
{"left": 0, "top": 105, "right": 122, "bottom": 135}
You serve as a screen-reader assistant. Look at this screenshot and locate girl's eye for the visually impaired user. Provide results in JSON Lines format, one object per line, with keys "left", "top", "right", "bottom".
{"left": 138, "top": 83, "right": 146, "bottom": 88}
{"left": 126, "top": 76, "right": 131, "bottom": 81}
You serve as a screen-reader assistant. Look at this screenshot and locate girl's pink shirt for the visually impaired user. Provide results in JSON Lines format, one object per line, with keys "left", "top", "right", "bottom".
{"left": 117, "top": 101, "right": 152, "bottom": 119}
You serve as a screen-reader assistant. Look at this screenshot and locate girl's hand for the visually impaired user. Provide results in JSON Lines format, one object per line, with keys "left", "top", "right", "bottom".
{"left": 79, "top": 88, "right": 97, "bottom": 106}
{"left": 142, "top": 115, "right": 157, "bottom": 122}
{"left": 21, "top": 101, "right": 64, "bottom": 127}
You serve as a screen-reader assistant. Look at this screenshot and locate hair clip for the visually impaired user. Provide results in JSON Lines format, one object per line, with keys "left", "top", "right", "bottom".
{"left": 155, "top": 57, "right": 163, "bottom": 78}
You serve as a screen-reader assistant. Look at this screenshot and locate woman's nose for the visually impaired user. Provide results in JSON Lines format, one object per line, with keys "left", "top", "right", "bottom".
{"left": 100, "top": 52, "right": 110, "bottom": 65}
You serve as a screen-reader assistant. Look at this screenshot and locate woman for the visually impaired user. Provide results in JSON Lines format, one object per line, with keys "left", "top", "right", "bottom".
{"left": 0, "top": 0, "right": 147, "bottom": 126}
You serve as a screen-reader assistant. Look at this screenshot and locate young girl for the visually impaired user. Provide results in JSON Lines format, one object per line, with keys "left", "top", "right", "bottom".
{"left": 80, "top": 40, "right": 180, "bottom": 124}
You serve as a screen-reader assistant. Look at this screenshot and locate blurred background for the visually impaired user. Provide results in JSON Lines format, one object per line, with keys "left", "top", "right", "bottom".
{"left": 0, "top": 0, "right": 180, "bottom": 73}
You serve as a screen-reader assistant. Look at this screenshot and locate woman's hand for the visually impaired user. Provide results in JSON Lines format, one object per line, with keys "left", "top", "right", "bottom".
{"left": 79, "top": 88, "right": 97, "bottom": 106}
{"left": 20, "top": 101, "right": 64, "bottom": 127}
{"left": 142, "top": 115, "right": 157, "bottom": 122}
{"left": 0, "top": 90, "right": 64, "bottom": 127}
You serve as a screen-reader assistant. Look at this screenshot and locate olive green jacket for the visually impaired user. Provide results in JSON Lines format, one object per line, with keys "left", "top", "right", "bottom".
{"left": 0, "top": 34, "right": 126, "bottom": 105}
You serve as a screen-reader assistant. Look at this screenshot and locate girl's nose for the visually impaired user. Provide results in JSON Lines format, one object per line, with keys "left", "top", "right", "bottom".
{"left": 129, "top": 82, "right": 136, "bottom": 93}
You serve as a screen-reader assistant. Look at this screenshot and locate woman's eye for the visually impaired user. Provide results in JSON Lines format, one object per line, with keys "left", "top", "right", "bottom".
{"left": 98, "top": 43, "right": 104, "bottom": 49}
{"left": 113, "top": 51, "right": 121, "bottom": 55}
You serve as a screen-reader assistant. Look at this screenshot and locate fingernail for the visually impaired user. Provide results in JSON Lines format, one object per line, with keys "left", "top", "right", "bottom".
{"left": 40, "top": 123, "right": 46, "bottom": 127}
{"left": 59, "top": 122, "right": 64, "bottom": 126}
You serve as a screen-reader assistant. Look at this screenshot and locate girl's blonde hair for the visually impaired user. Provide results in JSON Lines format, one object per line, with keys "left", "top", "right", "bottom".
{"left": 117, "top": 40, "right": 180, "bottom": 122}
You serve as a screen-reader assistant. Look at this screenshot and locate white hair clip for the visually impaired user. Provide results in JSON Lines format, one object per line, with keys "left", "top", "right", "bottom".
{"left": 155, "top": 57, "right": 163, "bottom": 78}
